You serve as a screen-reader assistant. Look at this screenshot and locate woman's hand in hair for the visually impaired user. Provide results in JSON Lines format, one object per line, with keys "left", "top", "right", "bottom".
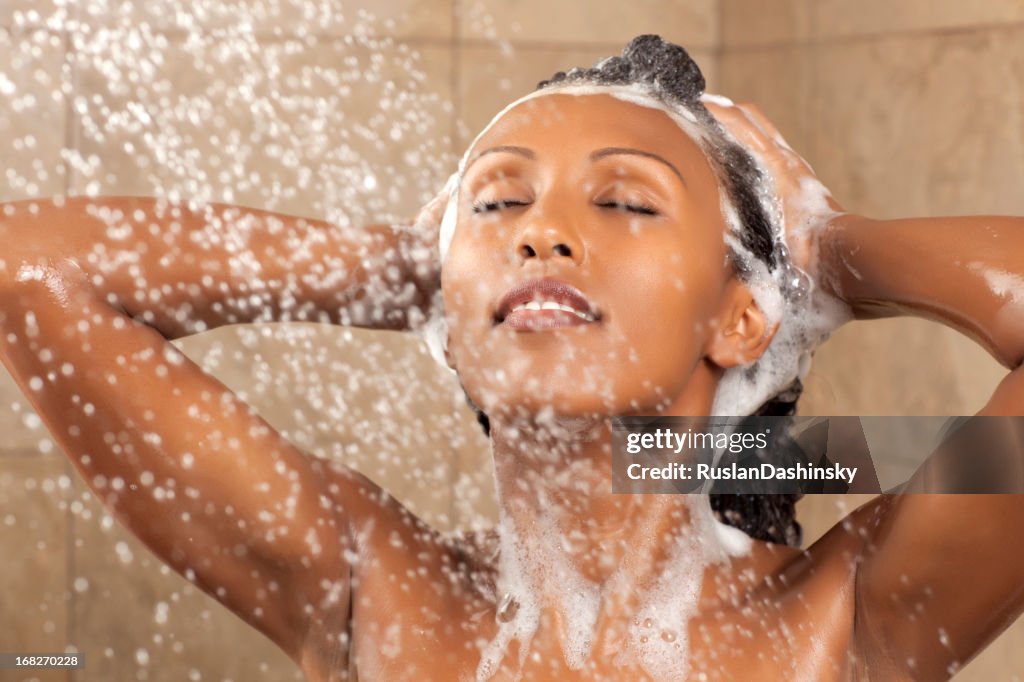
{"left": 702, "top": 96, "right": 844, "bottom": 284}
{"left": 398, "top": 181, "right": 451, "bottom": 326}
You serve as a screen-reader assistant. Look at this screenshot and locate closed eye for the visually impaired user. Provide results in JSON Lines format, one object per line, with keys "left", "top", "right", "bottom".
{"left": 471, "top": 199, "right": 531, "bottom": 214}
{"left": 596, "top": 200, "right": 659, "bottom": 216}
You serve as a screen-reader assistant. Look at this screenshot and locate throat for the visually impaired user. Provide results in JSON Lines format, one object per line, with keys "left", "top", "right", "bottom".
{"left": 477, "top": 495, "right": 750, "bottom": 680}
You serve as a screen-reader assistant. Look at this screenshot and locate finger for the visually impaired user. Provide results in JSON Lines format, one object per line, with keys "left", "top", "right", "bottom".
{"left": 736, "top": 103, "right": 794, "bottom": 152}
{"left": 414, "top": 174, "right": 458, "bottom": 227}
{"left": 712, "top": 103, "right": 774, "bottom": 153}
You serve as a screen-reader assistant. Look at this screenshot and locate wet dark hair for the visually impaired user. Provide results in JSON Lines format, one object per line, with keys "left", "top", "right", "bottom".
{"left": 464, "top": 35, "right": 804, "bottom": 547}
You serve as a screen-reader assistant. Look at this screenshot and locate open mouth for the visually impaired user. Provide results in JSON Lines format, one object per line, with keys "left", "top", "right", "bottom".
{"left": 493, "top": 277, "right": 602, "bottom": 330}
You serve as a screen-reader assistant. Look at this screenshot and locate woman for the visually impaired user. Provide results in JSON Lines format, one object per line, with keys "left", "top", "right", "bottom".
{"left": 0, "top": 35, "right": 1021, "bottom": 680}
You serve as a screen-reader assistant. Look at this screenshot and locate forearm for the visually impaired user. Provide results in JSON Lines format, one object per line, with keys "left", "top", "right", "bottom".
{"left": 820, "top": 214, "right": 1024, "bottom": 368}
{"left": 0, "top": 196, "right": 438, "bottom": 339}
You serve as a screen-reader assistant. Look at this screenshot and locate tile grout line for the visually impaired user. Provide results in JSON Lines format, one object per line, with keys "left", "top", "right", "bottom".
{"left": 451, "top": 0, "right": 461, "bottom": 161}
{"left": 61, "top": 20, "right": 75, "bottom": 199}
{"left": 65, "top": 456, "right": 77, "bottom": 682}
{"left": 63, "top": 6, "right": 80, "bottom": 677}
{"left": 714, "top": 0, "right": 725, "bottom": 67}
{"left": 716, "top": 16, "right": 1024, "bottom": 53}
{"left": 804, "top": 0, "right": 817, "bottom": 168}
{"left": 449, "top": 0, "right": 461, "bottom": 531}
{"left": 6, "top": 21, "right": 708, "bottom": 52}
{"left": 7, "top": 15, "right": 1024, "bottom": 50}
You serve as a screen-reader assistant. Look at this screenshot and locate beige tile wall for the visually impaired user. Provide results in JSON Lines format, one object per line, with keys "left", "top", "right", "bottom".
{"left": 2, "top": 0, "right": 1022, "bottom": 679}
{"left": 458, "top": 0, "right": 717, "bottom": 48}
{"left": 720, "top": 2, "right": 1024, "bottom": 678}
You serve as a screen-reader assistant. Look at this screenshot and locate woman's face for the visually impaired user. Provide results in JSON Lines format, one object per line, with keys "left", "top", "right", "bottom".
{"left": 442, "top": 93, "right": 740, "bottom": 421}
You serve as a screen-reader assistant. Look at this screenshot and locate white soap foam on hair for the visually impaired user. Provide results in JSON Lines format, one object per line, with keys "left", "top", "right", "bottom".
{"left": 707, "top": 114, "right": 852, "bottom": 417}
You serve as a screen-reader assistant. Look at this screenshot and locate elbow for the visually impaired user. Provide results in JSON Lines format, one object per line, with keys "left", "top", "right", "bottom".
{"left": 0, "top": 257, "right": 92, "bottom": 305}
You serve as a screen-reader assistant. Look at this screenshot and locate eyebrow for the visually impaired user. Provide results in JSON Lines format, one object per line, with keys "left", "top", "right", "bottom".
{"left": 462, "top": 144, "right": 686, "bottom": 188}
{"left": 591, "top": 147, "right": 687, "bottom": 187}
{"left": 464, "top": 145, "right": 535, "bottom": 174}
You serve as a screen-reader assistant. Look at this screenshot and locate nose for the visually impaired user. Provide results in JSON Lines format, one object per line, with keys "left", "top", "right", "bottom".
{"left": 513, "top": 207, "right": 585, "bottom": 265}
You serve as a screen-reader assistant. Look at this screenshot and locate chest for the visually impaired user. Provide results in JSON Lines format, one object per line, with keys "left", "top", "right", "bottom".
{"left": 338, "top": 568, "right": 861, "bottom": 682}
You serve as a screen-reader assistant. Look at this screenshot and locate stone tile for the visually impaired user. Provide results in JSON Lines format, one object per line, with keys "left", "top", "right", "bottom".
{"left": 175, "top": 325, "right": 470, "bottom": 532}
{"left": 798, "top": 318, "right": 965, "bottom": 416}
{"left": 1, "top": 2, "right": 73, "bottom": 32}
{"left": 718, "top": 45, "right": 811, "bottom": 155}
{"left": 699, "top": 49, "right": 719, "bottom": 92}
{"left": 812, "top": 0, "right": 1024, "bottom": 40}
{"left": 458, "top": 0, "right": 717, "bottom": 49}
{"left": 67, "top": 460, "right": 304, "bottom": 681}
{"left": 69, "top": 32, "right": 455, "bottom": 224}
{"left": 0, "top": 454, "right": 74, "bottom": 682}
{"left": 0, "top": 373, "right": 62, "bottom": 456}
{"left": 957, "top": 618, "right": 1024, "bottom": 680}
{"left": 721, "top": 0, "right": 809, "bottom": 48}
{"left": 0, "top": 27, "right": 68, "bottom": 202}
{"left": 937, "top": 325, "right": 1009, "bottom": 415}
{"left": 77, "top": 0, "right": 454, "bottom": 41}
{"left": 807, "top": 31, "right": 1024, "bottom": 220}
{"left": 796, "top": 493, "right": 877, "bottom": 547}
{"left": 798, "top": 28, "right": 1024, "bottom": 427}
{"left": 456, "top": 45, "right": 716, "bottom": 150}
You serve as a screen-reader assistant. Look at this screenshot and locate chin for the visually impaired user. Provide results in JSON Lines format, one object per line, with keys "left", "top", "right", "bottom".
{"left": 465, "top": 373, "right": 653, "bottom": 424}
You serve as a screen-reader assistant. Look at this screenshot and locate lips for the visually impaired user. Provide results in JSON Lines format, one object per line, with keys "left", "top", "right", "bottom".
{"left": 494, "top": 277, "right": 601, "bottom": 328}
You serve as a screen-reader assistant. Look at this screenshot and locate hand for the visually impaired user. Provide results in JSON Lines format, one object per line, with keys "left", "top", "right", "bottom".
{"left": 409, "top": 179, "right": 454, "bottom": 243}
{"left": 702, "top": 95, "right": 844, "bottom": 278}
{"left": 400, "top": 180, "right": 455, "bottom": 323}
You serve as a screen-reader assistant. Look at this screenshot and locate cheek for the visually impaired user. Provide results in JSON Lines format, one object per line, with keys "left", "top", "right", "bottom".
{"left": 608, "top": 248, "right": 718, "bottom": 375}
{"left": 439, "top": 245, "right": 499, "bottom": 363}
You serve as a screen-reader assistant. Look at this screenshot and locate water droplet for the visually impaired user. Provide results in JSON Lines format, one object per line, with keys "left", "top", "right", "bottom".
{"left": 496, "top": 592, "right": 518, "bottom": 623}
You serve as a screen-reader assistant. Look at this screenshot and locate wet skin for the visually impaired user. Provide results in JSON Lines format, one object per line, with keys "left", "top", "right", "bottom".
{"left": 0, "top": 94, "right": 1022, "bottom": 680}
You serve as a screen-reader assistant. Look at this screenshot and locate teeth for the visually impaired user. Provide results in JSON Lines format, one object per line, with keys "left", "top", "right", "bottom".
{"left": 509, "top": 300, "right": 595, "bottom": 321}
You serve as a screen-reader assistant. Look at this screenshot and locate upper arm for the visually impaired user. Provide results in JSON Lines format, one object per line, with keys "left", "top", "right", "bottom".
{"left": 851, "top": 366, "right": 1024, "bottom": 677}
{"left": 0, "top": 261, "right": 369, "bottom": 663}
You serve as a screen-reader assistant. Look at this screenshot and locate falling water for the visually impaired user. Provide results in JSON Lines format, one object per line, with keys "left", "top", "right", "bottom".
{"left": 1, "top": 2, "right": 498, "bottom": 679}
{"left": 1, "top": 4, "right": 857, "bottom": 681}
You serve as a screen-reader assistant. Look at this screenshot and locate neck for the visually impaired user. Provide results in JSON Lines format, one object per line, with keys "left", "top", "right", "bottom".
{"left": 487, "top": 360, "right": 725, "bottom": 596}
{"left": 475, "top": 363, "right": 763, "bottom": 675}
{"left": 473, "top": 362, "right": 765, "bottom": 677}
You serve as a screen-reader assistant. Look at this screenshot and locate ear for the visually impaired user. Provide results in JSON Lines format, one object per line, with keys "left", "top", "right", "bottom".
{"left": 705, "top": 281, "right": 780, "bottom": 368}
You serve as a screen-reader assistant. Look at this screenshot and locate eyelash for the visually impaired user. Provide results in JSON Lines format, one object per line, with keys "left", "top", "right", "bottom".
{"left": 471, "top": 199, "right": 530, "bottom": 214}
{"left": 595, "top": 200, "right": 659, "bottom": 216}
{"left": 471, "top": 199, "right": 659, "bottom": 216}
